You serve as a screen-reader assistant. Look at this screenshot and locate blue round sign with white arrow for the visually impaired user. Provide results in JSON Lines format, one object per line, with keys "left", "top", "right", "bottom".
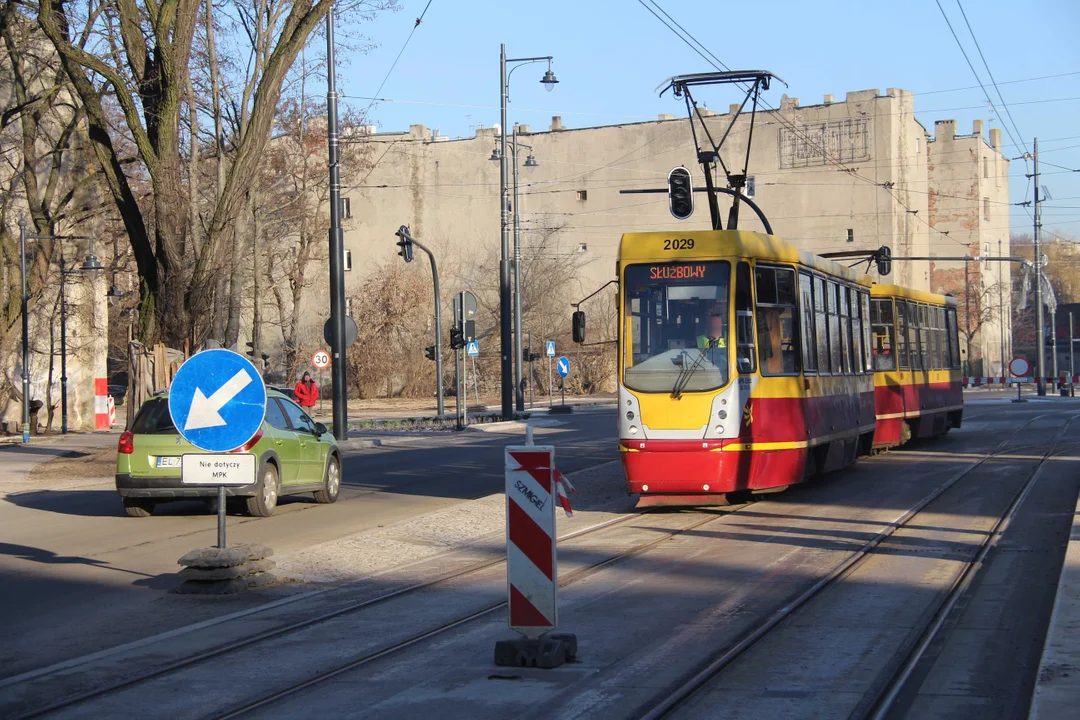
{"left": 557, "top": 356, "right": 570, "bottom": 378}
{"left": 168, "top": 349, "right": 267, "bottom": 452}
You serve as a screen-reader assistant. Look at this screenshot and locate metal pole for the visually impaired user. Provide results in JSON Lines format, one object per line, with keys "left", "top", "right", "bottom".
{"left": 60, "top": 257, "right": 68, "bottom": 434}
{"left": 528, "top": 330, "right": 534, "bottom": 409}
{"left": 217, "top": 485, "right": 226, "bottom": 548}
{"left": 326, "top": 6, "right": 349, "bottom": 440}
{"left": 964, "top": 260, "right": 971, "bottom": 376}
{"left": 548, "top": 355, "right": 553, "bottom": 408}
{"left": 19, "top": 217, "right": 30, "bottom": 443}
{"left": 431, "top": 254, "right": 444, "bottom": 419}
{"left": 999, "top": 239, "right": 1005, "bottom": 376}
{"left": 499, "top": 44, "right": 513, "bottom": 420}
{"left": 454, "top": 295, "right": 462, "bottom": 428}
{"left": 1034, "top": 138, "right": 1046, "bottom": 396}
{"left": 1051, "top": 307, "right": 1058, "bottom": 388}
{"left": 513, "top": 126, "right": 524, "bottom": 412}
{"left": 1070, "top": 311, "right": 1075, "bottom": 386}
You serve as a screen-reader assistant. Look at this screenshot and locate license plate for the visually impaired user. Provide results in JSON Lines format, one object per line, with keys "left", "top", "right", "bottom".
{"left": 156, "top": 456, "right": 182, "bottom": 468}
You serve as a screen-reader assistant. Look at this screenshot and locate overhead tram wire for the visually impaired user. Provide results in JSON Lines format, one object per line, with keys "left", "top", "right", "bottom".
{"left": 636, "top": 0, "right": 972, "bottom": 249}
{"left": 955, "top": 0, "right": 1029, "bottom": 154}
{"left": 359, "top": 0, "right": 434, "bottom": 122}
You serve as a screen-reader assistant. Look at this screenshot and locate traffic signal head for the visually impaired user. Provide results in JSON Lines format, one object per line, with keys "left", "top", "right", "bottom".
{"left": 425, "top": 345, "right": 436, "bottom": 361}
{"left": 246, "top": 342, "right": 255, "bottom": 357}
{"left": 449, "top": 327, "right": 464, "bottom": 350}
{"left": 667, "top": 166, "right": 694, "bottom": 220}
{"left": 394, "top": 225, "right": 414, "bottom": 263}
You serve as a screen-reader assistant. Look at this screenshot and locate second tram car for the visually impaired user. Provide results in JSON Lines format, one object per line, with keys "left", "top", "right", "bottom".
{"left": 614, "top": 230, "right": 878, "bottom": 507}
{"left": 869, "top": 285, "right": 964, "bottom": 449}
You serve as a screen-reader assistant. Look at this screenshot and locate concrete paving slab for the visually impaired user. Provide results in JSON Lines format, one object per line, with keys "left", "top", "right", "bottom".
{"left": 1028, "top": 482, "right": 1080, "bottom": 720}
{"left": 672, "top": 688, "right": 868, "bottom": 720}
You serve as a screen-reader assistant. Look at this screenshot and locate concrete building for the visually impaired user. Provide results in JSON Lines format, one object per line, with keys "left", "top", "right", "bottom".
{"left": 927, "top": 119, "right": 1012, "bottom": 376}
{"left": 340, "top": 88, "right": 936, "bottom": 301}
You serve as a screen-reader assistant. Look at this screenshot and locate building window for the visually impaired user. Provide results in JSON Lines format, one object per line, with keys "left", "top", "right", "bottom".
{"left": 983, "top": 158, "right": 988, "bottom": 179}
{"left": 576, "top": 190, "right": 587, "bottom": 202}
{"left": 341, "top": 197, "right": 352, "bottom": 219}
{"left": 578, "top": 243, "right": 588, "bottom": 253}
{"left": 983, "top": 197, "right": 990, "bottom": 221}
{"left": 847, "top": 229, "right": 854, "bottom": 243}
{"left": 745, "top": 177, "right": 755, "bottom": 198}
{"left": 344, "top": 250, "right": 353, "bottom": 271}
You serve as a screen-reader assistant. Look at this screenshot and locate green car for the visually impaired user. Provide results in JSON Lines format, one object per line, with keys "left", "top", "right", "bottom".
{"left": 115, "top": 389, "right": 341, "bottom": 518}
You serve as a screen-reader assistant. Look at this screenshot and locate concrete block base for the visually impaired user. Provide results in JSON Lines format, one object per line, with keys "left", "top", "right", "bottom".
{"left": 548, "top": 405, "right": 574, "bottom": 415}
{"left": 171, "top": 544, "right": 276, "bottom": 595}
{"left": 494, "top": 632, "right": 577, "bottom": 669}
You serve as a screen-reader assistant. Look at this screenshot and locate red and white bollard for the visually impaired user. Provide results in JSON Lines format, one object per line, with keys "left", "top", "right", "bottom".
{"left": 495, "top": 427, "right": 577, "bottom": 668}
{"left": 94, "top": 378, "right": 110, "bottom": 430}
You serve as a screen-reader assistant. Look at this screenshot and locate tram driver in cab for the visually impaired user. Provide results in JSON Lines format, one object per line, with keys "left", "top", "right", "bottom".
{"left": 697, "top": 308, "right": 728, "bottom": 350}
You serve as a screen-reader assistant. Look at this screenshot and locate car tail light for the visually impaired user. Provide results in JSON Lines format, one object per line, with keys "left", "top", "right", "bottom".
{"left": 118, "top": 431, "right": 134, "bottom": 455}
{"left": 232, "top": 429, "right": 263, "bottom": 453}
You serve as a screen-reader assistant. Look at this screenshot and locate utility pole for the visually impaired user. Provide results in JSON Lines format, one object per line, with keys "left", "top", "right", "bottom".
{"left": 1033, "top": 138, "right": 1046, "bottom": 396}
{"left": 964, "top": 260, "right": 971, "bottom": 376}
{"left": 326, "top": 6, "right": 348, "bottom": 439}
{"left": 998, "top": 239, "right": 1005, "bottom": 376}
{"left": 512, "top": 125, "right": 524, "bottom": 412}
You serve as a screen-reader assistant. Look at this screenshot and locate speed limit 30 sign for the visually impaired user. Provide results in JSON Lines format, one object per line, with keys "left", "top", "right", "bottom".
{"left": 312, "top": 350, "right": 331, "bottom": 369}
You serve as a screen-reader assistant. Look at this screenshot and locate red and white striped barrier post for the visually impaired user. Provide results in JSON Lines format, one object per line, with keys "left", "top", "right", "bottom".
{"left": 94, "top": 378, "right": 110, "bottom": 430}
{"left": 494, "top": 429, "right": 577, "bottom": 669}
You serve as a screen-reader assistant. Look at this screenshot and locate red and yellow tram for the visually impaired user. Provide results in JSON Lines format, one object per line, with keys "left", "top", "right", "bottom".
{"left": 869, "top": 285, "right": 964, "bottom": 448}
{"left": 613, "top": 230, "right": 878, "bottom": 507}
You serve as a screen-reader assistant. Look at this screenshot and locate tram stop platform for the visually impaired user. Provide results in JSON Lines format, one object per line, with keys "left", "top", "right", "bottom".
{"left": 1029, "top": 484, "right": 1080, "bottom": 719}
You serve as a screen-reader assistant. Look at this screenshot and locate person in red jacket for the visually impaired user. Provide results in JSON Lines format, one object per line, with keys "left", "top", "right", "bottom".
{"left": 294, "top": 372, "right": 319, "bottom": 409}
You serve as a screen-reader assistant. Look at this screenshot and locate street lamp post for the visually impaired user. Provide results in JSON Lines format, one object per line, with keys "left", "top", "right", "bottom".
{"left": 493, "top": 129, "right": 539, "bottom": 412}
{"left": 499, "top": 44, "right": 557, "bottom": 420}
{"left": 18, "top": 217, "right": 103, "bottom": 437}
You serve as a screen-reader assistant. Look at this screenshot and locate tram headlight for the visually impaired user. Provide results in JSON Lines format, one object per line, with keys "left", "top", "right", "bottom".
{"left": 626, "top": 411, "right": 635, "bottom": 420}
{"left": 715, "top": 425, "right": 724, "bottom": 434}
{"left": 629, "top": 425, "right": 639, "bottom": 435}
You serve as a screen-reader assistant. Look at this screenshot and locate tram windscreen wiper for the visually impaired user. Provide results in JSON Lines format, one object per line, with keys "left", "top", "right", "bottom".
{"left": 671, "top": 350, "right": 708, "bottom": 399}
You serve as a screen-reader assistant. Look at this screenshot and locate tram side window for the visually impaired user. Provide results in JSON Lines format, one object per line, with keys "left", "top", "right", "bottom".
{"left": 827, "top": 281, "right": 842, "bottom": 373}
{"left": 896, "top": 300, "right": 909, "bottom": 369}
{"left": 907, "top": 302, "right": 921, "bottom": 370}
{"left": 735, "top": 262, "right": 756, "bottom": 373}
{"left": 926, "top": 305, "right": 939, "bottom": 370}
{"left": 871, "top": 298, "right": 896, "bottom": 371}
{"left": 799, "top": 272, "right": 817, "bottom": 374}
{"left": 918, "top": 304, "right": 930, "bottom": 371}
{"left": 850, "top": 288, "right": 863, "bottom": 374}
{"left": 814, "top": 276, "right": 829, "bottom": 374}
{"left": 755, "top": 266, "right": 799, "bottom": 375}
{"left": 861, "top": 291, "right": 873, "bottom": 372}
{"left": 933, "top": 307, "right": 944, "bottom": 369}
{"left": 937, "top": 307, "right": 947, "bottom": 370}
{"left": 945, "top": 307, "right": 961, "bottom": 368}
{"left": 838, "top": 286, "right": 852, "bottom": 374}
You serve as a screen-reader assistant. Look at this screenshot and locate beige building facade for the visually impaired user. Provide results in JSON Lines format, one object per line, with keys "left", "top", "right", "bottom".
{"left": 340, "top": 88, "right": 936, "bottom": 299}
{"left": 927, "top": 119, "right": 1012, "bottom": 376}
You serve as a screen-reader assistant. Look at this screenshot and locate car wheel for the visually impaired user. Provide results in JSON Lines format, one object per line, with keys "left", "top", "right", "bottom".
{"left": 246, "top": 462, "right": 279, "bottom": 517}
{"left": 314, "top": 455, "right": 340, "bottom": 504}
{"left": 123, "top": 497, "right": 155, "bottom": 517}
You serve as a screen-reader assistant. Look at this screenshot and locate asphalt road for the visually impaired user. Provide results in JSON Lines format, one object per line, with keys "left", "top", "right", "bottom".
{"left": 0, "top": 408, "right": 618, "bottom": 677}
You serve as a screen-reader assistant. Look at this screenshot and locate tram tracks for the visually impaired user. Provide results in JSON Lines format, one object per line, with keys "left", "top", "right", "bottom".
{"left": 638, "top": 411, "right": 1080, "bottom": 720}
{"left": 10, "top": 503, "right": 749, "bottom": 720}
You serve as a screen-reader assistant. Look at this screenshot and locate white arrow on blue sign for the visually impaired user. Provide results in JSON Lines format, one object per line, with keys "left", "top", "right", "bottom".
{"left": 168, "top": 349, "right": 267, "bottom": 452}
{"left": 557, "top": 356, "right": 570, "bottom": 378}
{"left": 466, "top": 340, "right": 479, "bottom": 357}
{"left": 546, "top": 341, "right": 556, "bottom": 357}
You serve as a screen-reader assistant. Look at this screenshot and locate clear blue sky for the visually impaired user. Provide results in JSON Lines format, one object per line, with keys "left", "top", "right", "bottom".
{"left": 336, "top": 0, "right": 1080, "bottom": 238}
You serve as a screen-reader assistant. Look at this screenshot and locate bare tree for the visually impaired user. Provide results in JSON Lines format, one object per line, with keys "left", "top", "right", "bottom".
{"left": 35, "top": 0, "right": 395, "bottom": 348}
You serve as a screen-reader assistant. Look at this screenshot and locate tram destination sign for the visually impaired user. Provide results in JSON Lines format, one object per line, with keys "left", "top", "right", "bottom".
{"left": 626, "top": 261, "right": 729, "bottom": 284}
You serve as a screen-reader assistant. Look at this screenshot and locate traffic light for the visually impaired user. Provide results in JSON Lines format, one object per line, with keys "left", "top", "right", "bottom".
{"left": 449, "top": 327, "right": 464, "bottom": 350}
{"left": 261, "top": 353, "right": 270, "bottom": 371}
{"left": 667, "top": 166, "right": 694, "bottom": 220}
{"left": 425, "top": 345, "right": 436, "bottom": 361}
{"left": 246, "top": 342, "right": 255, "bottom": 358}
{"left": 395, "top": 225, "right": 414, "bottom": 263}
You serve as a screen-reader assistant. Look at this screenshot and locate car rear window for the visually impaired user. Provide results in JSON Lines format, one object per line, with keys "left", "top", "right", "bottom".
{"left": 130, "top": 398, "right": 178, "bottom": 434}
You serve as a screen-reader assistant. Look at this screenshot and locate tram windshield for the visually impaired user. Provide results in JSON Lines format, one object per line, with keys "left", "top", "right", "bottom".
{"left": 623, "top": 261, "right": 732, "bottom": 394}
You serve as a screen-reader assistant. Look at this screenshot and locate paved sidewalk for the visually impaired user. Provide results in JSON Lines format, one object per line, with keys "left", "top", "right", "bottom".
{"left": 0, "top": 432, "right": 120, "bottom": 496}
{"left": 1029, "top": 483, "right": 1080, "bottom": 719}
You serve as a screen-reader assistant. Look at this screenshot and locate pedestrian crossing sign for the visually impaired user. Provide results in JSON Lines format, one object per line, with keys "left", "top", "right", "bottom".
{"left": 466, "top": 340, "right": 479, "bottom": 357}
